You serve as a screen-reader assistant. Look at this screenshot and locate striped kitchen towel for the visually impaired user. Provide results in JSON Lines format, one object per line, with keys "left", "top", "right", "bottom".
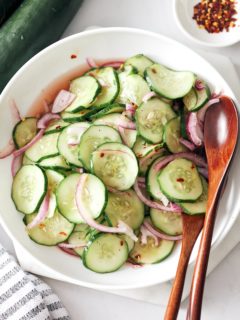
{"left": 0, "top": 244, "right": 71, "bottom": 320}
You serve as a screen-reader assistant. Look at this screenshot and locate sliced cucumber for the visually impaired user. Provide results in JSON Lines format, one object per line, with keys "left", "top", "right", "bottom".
{"left": 91, "top": 142, "right": 138, "bottom": 191}
{"left": 105, "top": 190, "right": 144, "bottom": 230}
{"left": 118, "top": 234, "right": 134, "bottom": 252}
{"left": 180, "top": 108, "right": 188, "bottom": 139}
{"left": 12, "top": 117, "right": 37, "bottom": 149}
{"left": 38, "top": 155, "right": 70, "bottom": 170}
{"left": 145, "top": 63, "right": 195, "bottom": 99}
{"left": 24, "top": 210, "right": 74, "bottom": 246}
{"left": 124, "top": 54, "right": 154, "bottom": 76}
{"left": 158, "top": 158, "right": 203, "bottom": 202}
{"left": 25, "top": 132, "right": 59, "bottom": 162}
{"left": 12, "top": 165, "right": 47, "bottom": 214}
{"left": 163, "top": 117, "right": 187, "bottom": 153}
{"left": 65, "top": 75, "right": 101, "bottom": 112}
{"left": 133, "top": 136, "right": 163, "bottom": 158}
{"left": 139, "top": 149, "right": 165, "bottom": 176}
{"left": 150, "top": 208, "right": 183, "bottom": 236}
{"left": 61, "top": 109, "right": 96, "bottom": 123}
{"left": 119, "top": 128, "right": 137, "bottom": 148}
{"left": 183, "top": 82, "right": 210, "bottom": 112}
{"left": 68, "top": 230, "right": 89, "bottom": 257}
{"left": 117, "top": 73, "right": 150, "bottom": 106}
{"left": 89, "top": 103, "right": 124, "bottom": 121}
{"left": 135, "top": 98, "right": 176, "bottom": 144}
{"left": 88, "top": 67, "right": 119, "bottom": 108}
{"left": 83, "top": 233, "right": 128, "bottom": 273}
{"left": 57, "top": 122, "right": 90, "bottom": 167}
{"left": 180, "top": 176, "right": 208, "bottom": 214}
{"left": 74, "top": 223, "right": 90, "bottom": 233}
{"left": 46, "top": 193, "right": 57, "bottom": 219}
{"left": 78, "top": 125, "right": 122, "bottom": 170}
{"left": 94, "top": 113, "right": 121, "bottom": 129}
{"left": 22, "top": 154, "right": 34, "bottom": 165}
{"left": 44, "top": 120, "right": 69, "bottom": 135}
{"left": 45, "top": 169, "right": 64, "bottom": 193}
{"left": 130, "top": 233, "right": 174, "bottom": 264}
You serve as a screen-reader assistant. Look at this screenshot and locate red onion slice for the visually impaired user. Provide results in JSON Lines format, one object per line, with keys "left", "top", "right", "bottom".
{"left": 52, "top": 90, "right": 76, "bottom": 113}
{"left": 154, "top": 152, "right": 207, "bottom": 172}
{"left": 10, "top": 99, "right": 22, "bottom": 125}
{"left": 75, "top": 174, "right": 138, "bottom": 241}
{"left": 179, "top": 137, "right": 196, "bottom": 151}
{"left": 13, "top": 129, "right": 45, "bottom": 158}
{"left": 195, "top": 80, "right": 205, "bottom": 91}
{"left": 27, "top": 194, "right": 50, "bottom": 229}
{"left": 198, "top": 167, "right": 209, "bottom": 179}
{"left": 186, "top": 112, "right": 203, "bottom": 146}
{"left": 0, "top": 139, "right": 15, "bottom": 159}
{"left": 197, "top": 98, "right": 220, "bottom": 123}
{"left": 117, "top": 117, "right": 136, "bottom": 129}
{"left": 58, "top": 242, "right": 86, "bottom": 249}
{"left": 101, "top": 60, "right": 124, "bottom": 68}
{"left": 140, "top": 224, "right": 159, "bottom": 246}
{"left": 86, "top": 57, "right": 98, "bottom": 68}
{"left": 138, "top": 148, "right": 164, "bottom": 169}
{"left": 134, "top": 179, "right": 182, "bottom": 213}
{"left": 144, "top": 220, "right": 182, "bottom": 241}
{"left": 58, "top": 246, "right": 79, "bottom": 257}
{"left": 11, "top": 154, "right": 23, "bottom": 177}
{"left": 37, "top": 113, "right": 61, "bottom": 129}
{"left": 142, "top": 92, "right": 157, "bottom": 103}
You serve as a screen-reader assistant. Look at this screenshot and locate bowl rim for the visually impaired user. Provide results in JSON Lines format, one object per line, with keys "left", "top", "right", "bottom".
{"left": 0, "top": 26, "right": 239, "bottom": 289}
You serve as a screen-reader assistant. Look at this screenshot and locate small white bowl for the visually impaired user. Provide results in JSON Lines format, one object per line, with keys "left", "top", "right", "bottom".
{"left": 174, "top": 0, "right": 240, "bottom": 47}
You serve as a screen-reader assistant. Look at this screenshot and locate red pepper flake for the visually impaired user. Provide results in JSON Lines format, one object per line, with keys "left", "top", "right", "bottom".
{"left": 135, "top": 254, "right": 141, "bottom": 259}
{"left": 56, "top": 125, "right": 62, "bottom": 130}
{"left": 39, "top": 223, "right": 46, "bottom": 229}
{"left": 191, "top": 164, "right": 195, "bottom": 169}
{"left": 59, "top": 231, "right": 67, "bottom": 236}
{"left": 177, "top": 178, "right": 184, "bottom": 182}
{"left": 100, "top": 153, "right": 105, "bottom": 158}
{"left": 151, "top": 68, "right": 157, "bottom": 74}
{"left": 71, "top": 54, "right": 77, "bottom": 59}
{"left": 120, "top": 240, "right": 124, "bottom": 246}
{"left": 192, "top": 0, "right": 237, "bottom": 33}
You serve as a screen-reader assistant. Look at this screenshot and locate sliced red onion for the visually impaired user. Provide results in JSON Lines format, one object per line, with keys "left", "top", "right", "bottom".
{"left": 75, "top": 174, "right": 138, "bottom": 241}
{"left": 37, "top": 113, "right": 60, "bottom": 129}
{"left": 75, "top": 167, "right": 84, "bottom": 174}
{"left": 198, "top": 167, "right": 209, "bottom": 179}
{"left": 144, "top": 220, "right": 182, "bottom": 241}
{"left": 138, "top": 148, "right": 164, "bottom": 169}
{"left": 11, "top": 154, "right": 23, "bottom": 176}
{"left": 126, "top": 103, "right": 136, "bottom": 112}
{"left": 10, "top": 99, "right": 21, "bottom": 125}
{"left": 27, "top": 194, "right": 50, "bottom": 229}
{"left": 154, "top": 152, "right": 207, "bottom": 172}
{"left": 142, "top": 91, "right": 157, "bottom": 103}
{"left": 13, "top": 129, "right": 45, "bottom": 157}
{"left": 140, "top": 224, "right": 159, "bottom": 246}
{"left": 0, "top": 139, "right": 15, "bottom": 159}
{"left": 195, "top": 80, "right": 205, "bottom": 91}
{"left": 138, "top": 177, "right": 145, "bottom": 183}
{"left": 58, "top": 246, "right": 79, "bottom": 257}
{"left": 179, "top": 137, "right": 196, "bottom": 151}
{"left": 197, "top": 98, "right": 220, "bottom": 123}
{"left": 118, "top": 117, "right": 136, "bottom": 129}
{"left": 101, "top": 60, "right": 124, "bottom": 68}
{"left": 52, "top": 90, "right": 76, "bottom": 113}
{"left": 134, "top": 179, "right": 182, "bottom": 213}
{"left": 186, "top": 112, "right": 203, "bottom": 146}
{"left": 86, "top": 57, "right": 98, "bottom": 68}
{"left": 58, "top": 242, "right": 86, "bottom": 249}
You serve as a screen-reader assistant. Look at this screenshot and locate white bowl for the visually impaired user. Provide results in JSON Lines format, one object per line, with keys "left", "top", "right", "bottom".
{"left": 174, "top": 0, "right": 240, "bottom": 47}
{"left": 0, "top": 27, "right": 240, "bottom": 290}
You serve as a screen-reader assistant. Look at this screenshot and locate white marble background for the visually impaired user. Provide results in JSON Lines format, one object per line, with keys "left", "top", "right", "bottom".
{"left": 2, "top": 0, "right": 240, "bottom": 319}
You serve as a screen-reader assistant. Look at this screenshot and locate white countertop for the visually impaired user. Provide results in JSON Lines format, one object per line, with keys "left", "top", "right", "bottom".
{"left": 2, "top": 0, "right": 240, "bottom": 319}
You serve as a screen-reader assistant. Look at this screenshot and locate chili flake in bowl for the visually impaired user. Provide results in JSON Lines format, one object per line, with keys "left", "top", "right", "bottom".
{"left": 174, "top": 0, "right": 240, "bottom": 47}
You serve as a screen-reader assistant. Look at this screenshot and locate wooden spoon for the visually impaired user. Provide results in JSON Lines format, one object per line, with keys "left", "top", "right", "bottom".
{"left": 186, "top": 96, "right": 238, "bottom": 319}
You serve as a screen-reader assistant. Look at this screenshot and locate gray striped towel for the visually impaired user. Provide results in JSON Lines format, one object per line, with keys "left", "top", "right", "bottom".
{"left": 0, "top": 244, "right": 71, "bottom": 320}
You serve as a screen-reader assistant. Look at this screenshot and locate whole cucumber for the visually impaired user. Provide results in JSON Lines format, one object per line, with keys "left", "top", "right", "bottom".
{"left": 0, "top": 0, "right": 84, "bottom": 91}
{"left": 0, "top": 0, "right": 23, "bottom": 26}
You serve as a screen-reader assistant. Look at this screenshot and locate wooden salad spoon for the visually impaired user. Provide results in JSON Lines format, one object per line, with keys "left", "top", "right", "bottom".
{"left": 187, "top": 96, "right": 238, "bottom": 320}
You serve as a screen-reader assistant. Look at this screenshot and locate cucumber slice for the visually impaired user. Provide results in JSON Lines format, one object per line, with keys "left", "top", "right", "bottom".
{"left": 88, "top": 67, "right": 119, "bottom": 108}
{"left": 65, "top": 75, "right": 101, "bottom": 112}
{"left": 83, "top": 233, "right": 128, "bottom": 273}
{"left": 105, "top": 190, "right": 144, "bottom": 230}
{"left": 183, "top": 82, "right": 210, "bottom": 112}
{"left": 135, "top": 98, "right": 176, "bottom": 144}
{"left": 12, "top": 117, "right": 37, "bottom": 149}
{"left": 91, "top": 142, "right": 138, "bottom": 191}
{"left": 68, "top": 230, "right": 89, "bottom": 257}
{"left": 89, "top": 103, "right": 125, "bottom": 121}
{"left": 24, "top": 210, "right": 74, "bottom": 246}
{"left": 158, "top": 158, "right": 203, "bottom": 202}
{"left": 130, "top": 234, "right": 174, "bottom": 264}
{"left": 139, "top": 149, "right": 165, "bottom": 176}
{"left": 145, "top": 63, "right": 195, "bottom": 99}
{"left": 25, "top": 132, "right": 59, "bottom": 162}
{"left": 163, "top": 117, "right": 187, "bottom": 153}
{"left": 117, "top": 73, "right": 150, "bottom": 106}
{"left": 12, "top": 165, "right": 47, "bottom": 214}
{"left": 44, "top": 120, "right": 69, "bottom": 135}
{"left": 38, "top": 155, "right": 70, "bottom": 170}
{"left": 124, "top": 54, "right": 154, "bottom": 76}
{"left": 74, "top": 223, "right": 90, "bottom": 233}
{"left": 180, "top": 108, "right": 188, "bottom": 139}
{"left": 180, "top": 176, "right": 208, "bottom": 214}
{"left": 45, "top": 169, "right": 64, "bottom": 193}
{"left": 61, "top": 109, "right": 96, "bottom": 123}
{"left": 22, "top": 154, "right": 34, "bottom": 165}
{"left": 133, "top": 136, "right": 163, "bottom": 158}
{"left": 58, "top": 122, "right": 90, "bottom": 167}
{"left": 78, "top": 125, "right": 122, "bottom": 170}
{"left": 94, "top": 113, "right": 121, "bottom": 129}
{"left": 150, "top": 208, "right": 183, "bottom": 236}
{"left": 118, "top": 234, "right": 134, "bottom": 252}
{"left": 119, "top": 128, "right": 137, "bottom": 148}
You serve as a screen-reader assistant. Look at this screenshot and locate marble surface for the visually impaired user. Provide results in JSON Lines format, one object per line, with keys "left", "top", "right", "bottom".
{"left": 1, "top": 0, "right": 240, "bottom": 319}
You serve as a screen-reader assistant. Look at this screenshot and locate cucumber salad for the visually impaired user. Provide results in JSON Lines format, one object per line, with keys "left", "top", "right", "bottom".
{"left": 1, "top": 54, "right": 220, "bottom": 273}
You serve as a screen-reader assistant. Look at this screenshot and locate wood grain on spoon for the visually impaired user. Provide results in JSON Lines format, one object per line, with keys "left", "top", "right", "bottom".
{"left": 187, "top": 96, "right": 238, "bottom": 320}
